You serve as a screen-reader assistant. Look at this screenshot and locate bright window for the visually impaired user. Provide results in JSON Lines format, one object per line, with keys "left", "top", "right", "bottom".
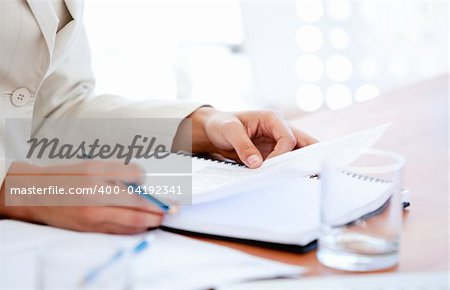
{"left": 84, "top": 0, "right": 249, "bottom": 110}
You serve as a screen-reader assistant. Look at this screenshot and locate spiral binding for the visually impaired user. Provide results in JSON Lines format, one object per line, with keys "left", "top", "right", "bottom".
{"left": 175, "top": 151, "right": 320, "bottom": 178}
{"left": 342, "top": 170, "right": 391, "bottom": 184}
{"left": 174, "top": 152, "right": 393, "bottom": 183}
{"left": 174, "top": 151, "right": 245, "bottom": 168}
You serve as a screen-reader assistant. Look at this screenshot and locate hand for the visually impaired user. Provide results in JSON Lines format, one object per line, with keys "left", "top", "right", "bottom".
{"left": 174, "top": 107, "right": 318, "bottom": 168}
{"left": 0, "top": 161, "right": 164, "bottom": 234}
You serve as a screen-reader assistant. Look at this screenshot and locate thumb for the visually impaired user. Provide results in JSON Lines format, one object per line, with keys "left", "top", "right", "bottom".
{"left": 225, "top": 123, "right": 263, "bottom": 168}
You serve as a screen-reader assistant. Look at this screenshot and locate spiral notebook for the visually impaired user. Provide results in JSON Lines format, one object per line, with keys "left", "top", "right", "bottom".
{"left": 187, "top": 124, "right": 390, "bottom": 204}
{"left": 137, "top": 125, "right": 408, "bottom": 252}
{"left": 161, "top": 170, "right": 409, "bottom": 253}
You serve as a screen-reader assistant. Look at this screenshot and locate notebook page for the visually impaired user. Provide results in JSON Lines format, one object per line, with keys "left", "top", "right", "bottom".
{"left": 260, "top": 123, "right": 390, "bottom": 172}
{"left": 190, "top": 124, "right": 389, "bottom": 204}
{"left": 191, "top": 158, "right": 276, "bottom": 204}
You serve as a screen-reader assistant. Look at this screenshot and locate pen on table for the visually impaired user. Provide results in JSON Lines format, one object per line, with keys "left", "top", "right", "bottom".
{"left": 79, "top": 235, "right": 154, "bottom": 287}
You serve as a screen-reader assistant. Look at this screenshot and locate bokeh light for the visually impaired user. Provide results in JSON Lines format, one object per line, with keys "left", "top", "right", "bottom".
{"left": 296, "top": 25, "right": 324, "bottom": 52}
{"left": 328, "top": 28, "right": 349, "bottom": 50}
{"left": 327, "top": 0, "right": 352, "bottom": 21}
{"left": 296, "top": 54, "right": 324, "bottom": 82}
{"left": 325, "top": 54, "right": 352, "bottom": 82}
{"left": 325, "top": 84, "right": 352, "bottom": 110}
{"left": 296, "top": 0, "right": 324, "bottom": 23}
{"left": 296, "top": 84, "right": 324, "bottom": 112}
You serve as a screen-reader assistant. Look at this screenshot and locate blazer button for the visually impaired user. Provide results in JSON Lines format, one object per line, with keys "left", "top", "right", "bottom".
{"left": 11, "top": 88, "right": 32, "bottom": 107}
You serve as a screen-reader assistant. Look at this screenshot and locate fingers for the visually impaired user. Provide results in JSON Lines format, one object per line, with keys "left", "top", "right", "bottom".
{"left": 289, "top": 125, "right": 319, "bottom": 148}
{"left": 95, "top": 206, "right": 163, "bottom": 228}
{"left": 250, "top": 111, "right": 318, "bottom": 160}
{"left": 47, "top": 205, "right": 163, "bottom": 234}
{"left": 222, "top": 121, "right": 263, "bottom": 168}
{"left": 34, "top": 206, "right": 162, "bottom": 235}
{"left": 193, "top": 109, "right": 319, "bottom": 168}
{"left": 218, "top": 113, "right": 318, "bottom": 166}
{"left": 263, "top": 113, "right": 298, "bottom": 160}
{"left": 94, "top": 223, "right": 150, "bottom": 235}
{"left": 73, "top": 206, "right": 163, "bottom": 234}
{"left": 123, "top": 203, "right": 165, "bottom": 215}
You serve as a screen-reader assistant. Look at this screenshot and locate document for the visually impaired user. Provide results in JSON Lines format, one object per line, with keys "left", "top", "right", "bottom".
{"left": 0, "top": 220, "right": 305, "bottom": 290}
{"left": 133, "top": 231, "right": 304, "bottom": 290}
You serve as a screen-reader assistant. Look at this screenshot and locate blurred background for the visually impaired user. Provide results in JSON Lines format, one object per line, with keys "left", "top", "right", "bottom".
{"left": 84, "top": 0, "right": 448, "bottom": 117}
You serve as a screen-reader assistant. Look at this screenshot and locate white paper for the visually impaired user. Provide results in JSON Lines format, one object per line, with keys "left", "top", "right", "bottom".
{"left": 261, "top": 123, "right": 390, "bottom": 171}
{"left": 133, "top": 231, "right": 305, "bottom": 290}
{"left": 218, "top": 272, "right": 448, "bottom": 290}
{"left": 0, "top": 221, "right": 305, "bottom": 290}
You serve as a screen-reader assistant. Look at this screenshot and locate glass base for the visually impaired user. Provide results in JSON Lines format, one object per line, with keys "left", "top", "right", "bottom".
{"left": 317, "top": 247, "right": 399, "bottom": 272}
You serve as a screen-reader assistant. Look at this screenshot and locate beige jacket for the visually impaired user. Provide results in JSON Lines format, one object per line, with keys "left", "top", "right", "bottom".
{"left": 0, "top": 0, "right": 201, "bottom": 185}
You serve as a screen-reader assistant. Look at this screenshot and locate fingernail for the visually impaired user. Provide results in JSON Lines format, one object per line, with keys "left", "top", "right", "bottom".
{"left": 247, "top": 154, "right": 261, "bottom": 167}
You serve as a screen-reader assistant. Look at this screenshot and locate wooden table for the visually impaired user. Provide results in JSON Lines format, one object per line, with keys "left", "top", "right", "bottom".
{"left": 197, "top": 75, "right": 449, "bottom": 276}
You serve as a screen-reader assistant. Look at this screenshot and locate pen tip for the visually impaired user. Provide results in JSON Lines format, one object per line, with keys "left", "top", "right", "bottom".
{"left": 167, "top": 206, "right": 179, "bottom": 215}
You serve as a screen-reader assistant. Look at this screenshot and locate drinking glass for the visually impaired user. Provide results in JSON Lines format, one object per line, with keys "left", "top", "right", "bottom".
{"left": 317, "top": 148, "right": 405, "bottom": 271}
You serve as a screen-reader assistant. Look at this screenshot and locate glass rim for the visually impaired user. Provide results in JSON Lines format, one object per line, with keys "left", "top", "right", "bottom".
{"left": 322, "top": 148, "right": 405, "bottom": 174}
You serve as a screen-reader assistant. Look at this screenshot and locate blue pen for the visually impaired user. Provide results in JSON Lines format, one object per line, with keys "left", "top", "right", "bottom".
{"left": 79, "top": 236, "right": 153, "bottom": 287}
{"left": 126, "top": 182, "right": 176, "bottom": 214}
{"left": 82, "top": 156, "right": 175, "bottom": 214}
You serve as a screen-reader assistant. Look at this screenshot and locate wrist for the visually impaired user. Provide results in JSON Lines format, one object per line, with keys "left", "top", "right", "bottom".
{"left": 173, "top": 106, "right": 217, "bottom": 153}
{"left": 0, "top": 166, "right": 37, "bottom": 222}
{"left": 191, "top": 106, "right": 217, "bottom": 151}
{"left": 0, "top": 184, "right": 30, "bottom": 220}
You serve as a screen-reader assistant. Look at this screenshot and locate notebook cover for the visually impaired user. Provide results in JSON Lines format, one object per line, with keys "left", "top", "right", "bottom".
{"left": 159, "top": 226, "right": 318, "bottom": 253}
